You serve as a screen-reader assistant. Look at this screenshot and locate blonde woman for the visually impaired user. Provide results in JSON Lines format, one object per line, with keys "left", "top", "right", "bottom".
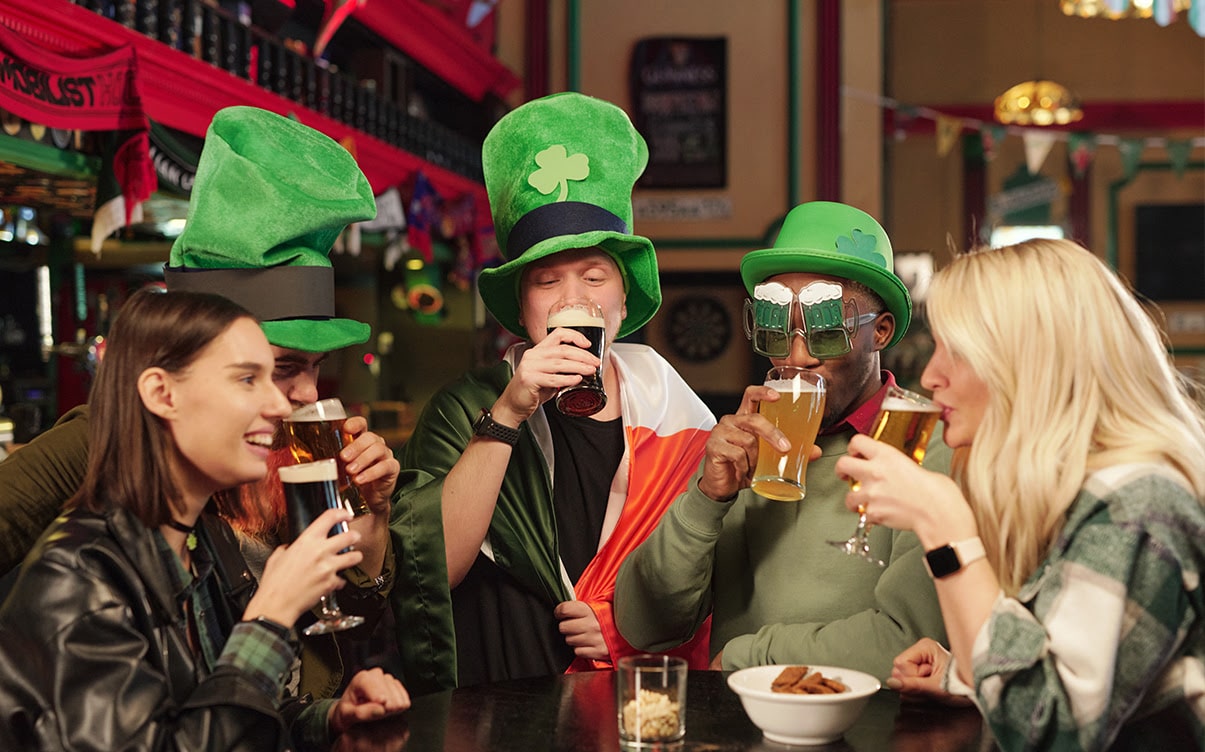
{"left": 837, "top": 239, "right": 1205, "bottom": 750}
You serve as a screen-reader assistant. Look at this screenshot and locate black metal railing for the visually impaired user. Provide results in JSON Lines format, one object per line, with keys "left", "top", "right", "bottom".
{"left": 68, "top": 0, "right": 483, "bottom": 181}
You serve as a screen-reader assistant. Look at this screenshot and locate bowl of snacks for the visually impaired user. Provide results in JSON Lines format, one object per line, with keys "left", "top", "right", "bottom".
{"left": 726, "top": 664, "right": 881, "bottom": 746}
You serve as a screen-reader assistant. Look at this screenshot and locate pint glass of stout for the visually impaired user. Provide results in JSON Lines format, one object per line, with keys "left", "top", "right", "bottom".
{"left": 546, "top": 298, "right": 607, "bottom": 417}
{"left": 751, "top": 367, "right": 826, "bottom": 501}
{"left": 282, "top": 398, "right": 368, "bottom": 516}
{"left": 278, "top": 459, "right": 365, "bottom": 635}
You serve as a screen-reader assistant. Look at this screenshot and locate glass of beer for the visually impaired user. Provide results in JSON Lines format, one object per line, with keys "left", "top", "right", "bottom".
{"left": 278, "top": 459, "right": 366, "bottom": 635}
{"left": 547, "top": 297, "right": 607, "bottom": 417}
{"left": 828, "top": 385, "right": 941, "bottom": 566}
{"left": 282, "top": 397, "right": 368, "bottom": 516}
{"left": 751, "top": 367, "right": 826, "bottom": 501}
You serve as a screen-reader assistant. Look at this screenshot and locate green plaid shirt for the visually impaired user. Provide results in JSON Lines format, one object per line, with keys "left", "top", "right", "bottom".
{"left": 947, "top": 463, "right": 1205, "bottom": 750}
{"left": 156, "top": 532, "right": 296, "bottom": 702}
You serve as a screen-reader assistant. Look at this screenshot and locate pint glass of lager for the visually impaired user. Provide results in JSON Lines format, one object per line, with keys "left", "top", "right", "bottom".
{"left": 547, "top": 298, "right": 607, "bottom": 417}
{"left": 751, "top": 367, "right": 826, "bottom": 501}
{"left": 278, "top": 459, "right": 365, "bottom": 635}
{"left": 282, "top": 398, "right": 368, "bottom": 515}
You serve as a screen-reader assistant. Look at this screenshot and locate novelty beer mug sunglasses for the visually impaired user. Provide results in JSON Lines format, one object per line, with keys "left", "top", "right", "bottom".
{"left": 743, "top": 281, "right": 880, "bottom": 360}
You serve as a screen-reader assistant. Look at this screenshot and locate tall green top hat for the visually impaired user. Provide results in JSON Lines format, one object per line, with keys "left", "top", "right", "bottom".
{"left": 740, "top": 201, "right": 911, "bottom": 348}
{"left": 164, "top": 106, "right": 375, "bottom": 353}
{"left": 477, "top": 92, "right": 660, "bottom": 339}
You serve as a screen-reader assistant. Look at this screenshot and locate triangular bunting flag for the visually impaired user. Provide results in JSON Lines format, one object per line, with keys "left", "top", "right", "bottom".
{"left": 1119, "top": 138, "right": 1145, "bottom": 181}
{"left": 406, "top": 171, "right": 441, "bottom": 263}
{"left": 1022, "top": 130, "right": 1057, "bottom": 175}
{"left": 1191, "top": 0, "right": 1204, "bottom": 35}
{"left": 1166, "top": 139, "right": 1193, "bottom": 178}
{"left": 981, "top": 124, "right": 1006, "bottom": 162}
{"left": 1067, "top": 133, "right": 1097, "bottom": 179}
{"left": 936, "top": 114, "right": 962, "bottom": 157}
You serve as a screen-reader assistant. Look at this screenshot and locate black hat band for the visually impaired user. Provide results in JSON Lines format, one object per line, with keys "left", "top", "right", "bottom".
{"left": 163, "top": 265, "right": 336, "bottom": 322}
{"left": 506, "top": 201, "right": 628, "bottom": 259}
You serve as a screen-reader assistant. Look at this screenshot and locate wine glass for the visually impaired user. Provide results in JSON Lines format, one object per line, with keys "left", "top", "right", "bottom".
{"left": 828, "top": 386, "right": 940, "bottom": 566}
{"left": 277, "top": 458, "right": 365, "bottom": 635}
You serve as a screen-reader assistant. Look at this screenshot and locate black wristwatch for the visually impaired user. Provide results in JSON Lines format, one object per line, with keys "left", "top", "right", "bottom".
{"left": 923, "top": 536, "right": 986, "bottom": 579}
{"left": 473, "top": 408, "right": 520, "bottom": 446}
{"left": 248, "top": 615, "right": 298, "bottom": 643}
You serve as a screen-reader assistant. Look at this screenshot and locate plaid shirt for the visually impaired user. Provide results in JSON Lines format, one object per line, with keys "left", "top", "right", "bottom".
{"left": 947, "top": 463, "right": 1205, "bottom": 750}
{"left": 156, "top": 532, "right": 296, "bottom": 702}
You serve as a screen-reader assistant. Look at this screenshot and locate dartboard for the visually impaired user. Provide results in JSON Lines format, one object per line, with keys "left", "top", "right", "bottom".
{"left": 665, "top": 295, "right": 731, "bottom": 362}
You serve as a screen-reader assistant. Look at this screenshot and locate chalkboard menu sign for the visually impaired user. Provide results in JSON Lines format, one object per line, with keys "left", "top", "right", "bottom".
{"left": 629, "top": 37, "right": 727, "bottom": 189}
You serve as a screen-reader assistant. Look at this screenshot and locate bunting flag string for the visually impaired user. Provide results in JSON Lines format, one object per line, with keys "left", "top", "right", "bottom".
{"left": 844, "top": 86, "right": 1205, "bottom": 180}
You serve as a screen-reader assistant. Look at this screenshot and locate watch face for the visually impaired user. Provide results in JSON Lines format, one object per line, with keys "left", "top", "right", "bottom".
{"left": 925, "top": 545, "right": 961, "bottom": 578}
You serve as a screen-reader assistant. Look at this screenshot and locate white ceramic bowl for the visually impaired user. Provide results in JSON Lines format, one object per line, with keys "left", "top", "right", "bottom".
{"left": 726, "top": 664, "right": 881, "bottom": 746}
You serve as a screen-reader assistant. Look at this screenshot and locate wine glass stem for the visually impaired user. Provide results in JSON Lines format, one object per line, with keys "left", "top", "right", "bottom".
{"left": 317, "top": 593, "right": 342, "bottom": 619}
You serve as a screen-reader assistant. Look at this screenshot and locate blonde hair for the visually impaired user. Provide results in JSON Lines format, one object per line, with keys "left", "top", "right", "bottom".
{"left": 927, "top": 239, "right": 1205, "bottom": 594}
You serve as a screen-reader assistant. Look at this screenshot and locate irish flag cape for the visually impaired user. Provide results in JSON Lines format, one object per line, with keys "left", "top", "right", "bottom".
{"left": 389, "top": 343, "right": 715, "bottom": 694}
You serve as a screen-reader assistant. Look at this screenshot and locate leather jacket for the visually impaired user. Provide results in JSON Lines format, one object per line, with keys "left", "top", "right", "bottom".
{"left": 0, "top": 504, "right": 295, "bottom": 751}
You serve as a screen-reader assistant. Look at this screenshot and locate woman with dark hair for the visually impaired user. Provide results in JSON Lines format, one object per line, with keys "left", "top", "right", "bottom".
{"left": 0, "top": 289, "right": 409, "bottom": 751}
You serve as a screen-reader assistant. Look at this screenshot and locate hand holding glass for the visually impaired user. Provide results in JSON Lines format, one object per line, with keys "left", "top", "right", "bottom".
{"left": 751, "top": 367, "right": 826, "bottom": 502}
{"left": 828, "top": 385, "right": 940, "bottom": 566}
{"left": 278, "top": 459, "right": 365, "bottom": 635}
{"left": 546, "top": 297, "right": 607, "bottom": 417}
{"left": 282, "top": 397, "right": 368, "bottom": 516}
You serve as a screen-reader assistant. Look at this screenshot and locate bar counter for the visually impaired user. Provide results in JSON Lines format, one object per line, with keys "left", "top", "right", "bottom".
{"left": 333, "top": 669, "right": 991, "bottom": 751}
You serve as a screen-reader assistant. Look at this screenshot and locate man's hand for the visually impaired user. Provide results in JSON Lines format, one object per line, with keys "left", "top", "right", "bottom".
{"left": 554, "top": 600, "right": 609, "bottom": 661}
{"left": 698, "top": 384, "right": 821, "bottom": 502}
{"left": 328, "top": 667, "right": 411, "bottom": 736}
{"left": 493, "top": 331, "right": 600, "bottom": 426}
{"left": 341, "top": 416, "right": 399, "bottom": 516}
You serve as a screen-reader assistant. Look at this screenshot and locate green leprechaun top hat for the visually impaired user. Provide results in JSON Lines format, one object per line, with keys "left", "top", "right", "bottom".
{"left": 477, "top": 92, "right": 660, "bottom": 340}
{"left": 740, "top": 201, "right": 912, "bottom": 349}
{"left": 164, "top": 106, "right": 375, "bottom": 353}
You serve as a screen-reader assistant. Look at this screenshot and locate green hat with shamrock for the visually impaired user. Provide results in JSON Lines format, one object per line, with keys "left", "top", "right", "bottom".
{"left": 164, "top": 106, "right": 375, "bottom": 353}
{"left": 477, "top": 92, "right": 659, "bottom": 339}
{"left": 740, "top": 201, "right": 911, "bottom": 348}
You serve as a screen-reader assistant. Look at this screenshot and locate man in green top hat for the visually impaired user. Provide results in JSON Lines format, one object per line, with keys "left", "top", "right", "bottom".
{"left": 615, "top": 201, "right": 952, "bottom": 682}
{"left": 0, "top": 106, "right": 408, "bottom": 746}
{"left": 389, "top": 92, "right": 716, "bottom": 692}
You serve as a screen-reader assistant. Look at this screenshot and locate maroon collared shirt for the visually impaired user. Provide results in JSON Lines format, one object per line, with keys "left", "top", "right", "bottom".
{"left": 821, "top": 371, "right": 898, "bottom": 436}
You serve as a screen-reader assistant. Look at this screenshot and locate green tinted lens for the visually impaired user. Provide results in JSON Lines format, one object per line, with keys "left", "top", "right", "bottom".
{"left": 754, "top": 327, "right": 790, "bottom": 357}
{"left": 806, "top": 329, "right": 852, "bottom": 359}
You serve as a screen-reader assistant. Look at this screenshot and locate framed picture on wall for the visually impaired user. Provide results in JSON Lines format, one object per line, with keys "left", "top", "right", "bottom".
{"left": 629, "top": 36, "right": 727, "bottom": 189}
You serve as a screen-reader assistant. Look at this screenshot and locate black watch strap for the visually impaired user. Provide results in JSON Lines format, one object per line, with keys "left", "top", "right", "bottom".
{"left": 473, "top": 408, "right": 520, "bottom": 446}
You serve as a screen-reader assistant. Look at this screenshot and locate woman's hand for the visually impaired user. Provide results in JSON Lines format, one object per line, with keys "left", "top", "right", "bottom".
{"left": 244, "top": 507, "right": 362, "bottom": 626}
{"left": 329, "top": 668, "right": 411, "bottom": 736}
{"left": 886, "top": 638, "right": 973, "bottom": 707}
{"left": 554, "top": 600, "right": 609, "bottom": 661}
{"left": 835, "top": 434, "right": 974, "bottom": 547}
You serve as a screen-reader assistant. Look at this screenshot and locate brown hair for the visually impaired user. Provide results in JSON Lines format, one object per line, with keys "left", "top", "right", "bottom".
{"left": 72, "top": 288, "right": 255, "bottom": 529}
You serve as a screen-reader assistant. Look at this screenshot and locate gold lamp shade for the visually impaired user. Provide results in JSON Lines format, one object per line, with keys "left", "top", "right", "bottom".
{"left": 994, "top": 79, "right": 1084, "bottom": 126}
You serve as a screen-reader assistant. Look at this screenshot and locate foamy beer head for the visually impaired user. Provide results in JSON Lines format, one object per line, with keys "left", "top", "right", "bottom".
{"left": 752, "top": 368, "right": 826, "bottom": 501}
{"left": 282, "top": 397, "right": 368, "bottom": 514}
{"left": 547, "top": 307, "right": 606, "bottom": 330}
{"left": 870, "top": 389, "right": 941, "bottom": 464}
{"left": 287, "top": 398, "right": 348, "bottom": 423}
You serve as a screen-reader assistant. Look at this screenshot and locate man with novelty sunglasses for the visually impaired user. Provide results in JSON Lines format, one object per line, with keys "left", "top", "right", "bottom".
{"left": 615, "top": 201, "right": 953, "bottom": 681}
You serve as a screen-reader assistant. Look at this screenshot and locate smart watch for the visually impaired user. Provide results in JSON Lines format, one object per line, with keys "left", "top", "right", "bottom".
{"left": 923, "top": 536, "right": 986, "bottom": 579}
{"left": 473, "top": 408, "right": 520, "bottom": 447}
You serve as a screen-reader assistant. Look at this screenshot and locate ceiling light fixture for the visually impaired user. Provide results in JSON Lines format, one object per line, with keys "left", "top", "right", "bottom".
{"left": 994, "top": 79, "right": 1084, "bottom": 126}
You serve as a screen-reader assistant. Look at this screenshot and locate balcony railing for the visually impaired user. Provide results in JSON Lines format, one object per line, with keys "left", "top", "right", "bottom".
{"left": 67, "top": 0, "right": 483, "bottom": 182}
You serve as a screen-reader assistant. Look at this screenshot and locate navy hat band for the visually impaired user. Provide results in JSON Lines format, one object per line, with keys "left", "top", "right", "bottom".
{"left": 506, "top": 201, "right": 628, "bottom": 259}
